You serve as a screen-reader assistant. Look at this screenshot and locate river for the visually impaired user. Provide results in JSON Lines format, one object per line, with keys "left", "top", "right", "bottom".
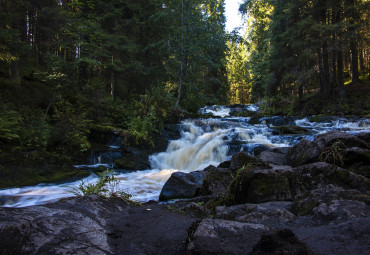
{"left": 1, "top": 105, "right": 369, "bottom": 207}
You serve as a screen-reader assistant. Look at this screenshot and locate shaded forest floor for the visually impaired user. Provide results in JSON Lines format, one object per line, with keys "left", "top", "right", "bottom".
{"left": 262, "top": 80, "right": 370, "bottom": 117}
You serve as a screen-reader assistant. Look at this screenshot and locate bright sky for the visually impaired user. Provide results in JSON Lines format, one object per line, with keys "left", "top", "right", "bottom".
{"left": 224, "top": 0, "right": 245, "bottom": 33}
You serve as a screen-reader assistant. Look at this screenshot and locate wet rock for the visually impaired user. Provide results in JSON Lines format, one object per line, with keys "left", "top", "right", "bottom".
{"left": 114, "top": 152, "right": 150, "bottom": 170}
{"left": 197, "top": 165, "right": 233, "bottom": 196}
{"left": 187, "top": 219, "right": 274, "bottom": 255}
{"left": 251, "top": 144, "right": 271, "bottom": 156}
{"left": 229, "top": 151, "right": 269, "bottom": 171}
{"left": 162, "top": 123, "right": 182, "bottom": 141}
{"left": 270, "top": 125, "right": 309, "bottom": 135}
{"left": 159, "top": 170, "right": 207, "bottom": 201}
{"left": 286, "top": 131, "right": 369, "bottom": 167}
{"left": 259, "top": 150, "right": 287, "bottom": 165}
{"left": 293, "top": 162, "right": 370, "bottom": 193}
{"left": 250, "top": 229, "right": 315, "bottom": 255}
{"left": 260, "top": 116, "right": 296, "bottom": 126}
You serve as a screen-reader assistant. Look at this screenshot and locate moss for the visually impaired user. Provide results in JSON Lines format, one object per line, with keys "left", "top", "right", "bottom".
{"left": 0, "top": 165, "right": 90, "bottom": 189}
{"left": 293, "top": 199, "right": 319, "bottom": 216}
{"left": 114, "top": 157, "right": 137, "bottom": 170}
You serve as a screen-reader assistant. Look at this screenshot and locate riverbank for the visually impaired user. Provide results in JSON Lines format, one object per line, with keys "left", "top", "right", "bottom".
{"left": 1, "top": 130, "right": 369, "bottom": 254}
{"left": 259, "top": 81, "right": 370, "bottom": 117}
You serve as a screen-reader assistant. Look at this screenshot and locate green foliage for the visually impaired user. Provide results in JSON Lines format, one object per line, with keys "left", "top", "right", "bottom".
{"left": 71, "top": 170, "right": 140, "bottom": 205}
{"left": 239, "top": 0, "right": 369, "bottom": 102}
{"left": 20, "top": 110, "right": 50, "bottom": 149}
{"left": 0, "top": 107, "right": 22, "bottom": 144}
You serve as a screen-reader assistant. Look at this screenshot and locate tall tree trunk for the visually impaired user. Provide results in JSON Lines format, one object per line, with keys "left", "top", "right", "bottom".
{"left": 317, "top": 49, "right": 324, "bottom": 93}
{"left": 350, "top": 41, "right": 360, "bottom": 83}
{"left": 176, "top": 0, "right": 184, "bottom": 108}
{"left": 322, "top": 43, "right": 331, "bottom": 98}
{"left": 110, "top": 71, "right": 115, "bottom": 100}
{"left": 337, "top": 40, "right": 345, "bottom": 100}
{"left": 9, "top": 60, "right": 21, "bottom": 86}
{"left": 298, "top": 85, "right": 303, "bottom": 100}
{"left": 331, "top": 10, "right": 337, "bottom": 96}
{"left": 359, "top": 48, "right": 364, "bottom": 75}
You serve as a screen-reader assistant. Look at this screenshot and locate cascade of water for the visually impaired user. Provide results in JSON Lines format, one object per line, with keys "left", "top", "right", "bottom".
{"left": 1, "top": 106, "right": 369, "bottom": 207}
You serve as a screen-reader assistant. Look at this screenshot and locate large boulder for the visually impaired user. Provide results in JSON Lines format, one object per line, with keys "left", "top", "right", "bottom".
{"left": 159, "top": 170, "right": 207, "bottom": 201}
{"left": 286, "top": 131, "right": 369, "bottom": 167}
{"left": 228, "top": 166, "right": 293, "bottom": 204}
{"left": 292, "top": 162, "right": 370, "bottom": 193}
{"left": 250, "top": 229, "right": 315, "bottom": 255}
{"left": 0, "top": 196, "right": 194, "bottom": 255}
{"left": 230, "top": 151, "right": 269, "bottom": 171}
{"left": 215, "top": 201, "right": 295, "bottom": 224}
{"left": 291, "top": 184, "right": 370, "bottom": 217}
{"left": 270, "top": 125, "right": 309, "bottom": 135}
{"left": 259, "top": 147, "right": 290, "bottom": 165}
{"left": 197, "top": 165, "right": 233, "bottom": 196}
{"left": 187, "top": 219, "right": 274, "bottom": 255}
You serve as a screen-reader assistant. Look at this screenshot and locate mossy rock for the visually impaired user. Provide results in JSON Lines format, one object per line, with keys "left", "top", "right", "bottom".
{"left": 228, "top": 167, "right": 292, "bottom": 205}
{"left": 271, "top": 125, "right": 309, "bottom": 135}
{"left": 114, "top": 153, "right": 150, "bottom": 170}
{"left": 229, "top": 152, "right": 270, "bottom": 171}
{"left": 230, "top": 111, "right": 256, "bottom": 117}
{"left": 0, "top": 165, "right": 89, "bottom": 189}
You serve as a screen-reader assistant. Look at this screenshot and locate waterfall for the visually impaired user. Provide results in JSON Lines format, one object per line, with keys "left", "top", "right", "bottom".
{"left": 1, "top": 105, "right": 369, "bottom": 207}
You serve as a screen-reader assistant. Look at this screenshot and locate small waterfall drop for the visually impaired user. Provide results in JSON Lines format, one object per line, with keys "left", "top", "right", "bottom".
{"left": 150, "top": 121, "right": 229, "bottom": 172}
{"left": 1, "top": 105, "right": 369, "bottom": 207}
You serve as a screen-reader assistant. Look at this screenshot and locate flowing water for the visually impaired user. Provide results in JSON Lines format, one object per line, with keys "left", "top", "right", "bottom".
{"left": 1, "top": 105, "right": 369, "bottom": 207}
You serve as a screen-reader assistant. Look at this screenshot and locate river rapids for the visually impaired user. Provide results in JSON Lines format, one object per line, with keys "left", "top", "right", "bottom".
{"left": 1, "top": 105, "right": 369, "bottom": 207}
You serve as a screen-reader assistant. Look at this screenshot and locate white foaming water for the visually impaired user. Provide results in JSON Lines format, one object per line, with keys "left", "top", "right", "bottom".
{"left": 199, "top": 105, "right": 231, "bottom": 117}
{"left": 1, "top": 111, "right": 369, "bottom": 207}
{"left": 245, "top": 104, "right": 259, "bottom": 112}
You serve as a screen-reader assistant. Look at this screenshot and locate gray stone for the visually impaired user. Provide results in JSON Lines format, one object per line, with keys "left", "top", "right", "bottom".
{"left": 187, "top": 219, "right": 274, "bottom": 255}
{"left": 159, "top": 170, "right": 207, "bottom": 201}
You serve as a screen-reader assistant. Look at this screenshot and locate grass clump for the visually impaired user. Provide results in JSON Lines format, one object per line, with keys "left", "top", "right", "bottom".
{"left": 71, "top": 170, "right": 141, "bottom": 206}
{"left": 319, "top": 140, "right": 344, "bottom": 167}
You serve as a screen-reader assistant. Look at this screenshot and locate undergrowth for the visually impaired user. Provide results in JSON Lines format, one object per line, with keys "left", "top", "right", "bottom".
{"left": 71, "top": 170, "right": 141, "bottom": 206}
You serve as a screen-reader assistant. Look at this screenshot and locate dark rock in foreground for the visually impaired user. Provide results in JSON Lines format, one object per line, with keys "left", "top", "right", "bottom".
{"left": 1, "top": 131, "right": 370, "bottom": 255}
{"left": 187, "top": 219, "right": 274, "bottom": 255}
{"left": 250, "top": 229, "right": 315, "bottom": 255}
{"left": 0, "top": 196, "right": 193, "bottom": 255}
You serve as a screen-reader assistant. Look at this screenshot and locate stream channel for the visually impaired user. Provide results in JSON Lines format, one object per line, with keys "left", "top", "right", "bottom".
{"left": 1, "top": 105, "right": 369, "bottom": 207}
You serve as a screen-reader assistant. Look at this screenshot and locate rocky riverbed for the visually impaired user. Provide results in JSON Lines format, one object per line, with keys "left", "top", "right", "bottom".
{"left": 1, "top": 130, "right": 369, "bottom": 254}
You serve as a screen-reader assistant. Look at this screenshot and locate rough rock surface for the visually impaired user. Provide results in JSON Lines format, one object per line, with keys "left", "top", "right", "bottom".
{"left": 187, "top": 219, "right": 274, "bottom": 255}
{"left": 2, "top": 131, "right": 370, "bottom": 255}
{"left": 0, "top": 196, "right": 194, "bottom": 255}
{"left": 250, "top": 229, "right": 315, "bottom": 255}
{"left": 286, "top": 130, "right": 369, "bottom": 167}
{"left": 259, "top": 147, "right": 289, "bottom": 165}
{"left": 159, "top": 170, "right": 207, "bottom": 201}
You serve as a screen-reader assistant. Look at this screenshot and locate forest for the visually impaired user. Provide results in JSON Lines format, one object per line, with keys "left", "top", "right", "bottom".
{"left": 0, "top": 0, "right": 369, "bottom": 186}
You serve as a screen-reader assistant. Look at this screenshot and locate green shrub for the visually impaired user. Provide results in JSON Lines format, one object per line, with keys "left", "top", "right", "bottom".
{"left": 71, "top": 170, "right": 139, "bottom": 205}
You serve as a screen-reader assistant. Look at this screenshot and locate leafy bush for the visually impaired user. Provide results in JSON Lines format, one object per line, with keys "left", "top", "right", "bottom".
{"left": 0, "top": 108, "right": 22, "bottom": 144}
{"left": 20, "top": 110, "right": 50, "bottom": 149}
{"left": 71, "top": 170, "right": 138, "bottom": 204}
